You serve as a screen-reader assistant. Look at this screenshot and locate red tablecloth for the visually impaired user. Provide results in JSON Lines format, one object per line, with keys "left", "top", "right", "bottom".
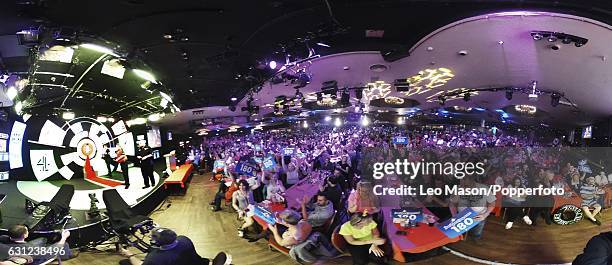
{"left": 253, "top": 202, "right": 286, "bottom": 228}
{"left": 552, "top": 193, "right": 582, "bottom": 212}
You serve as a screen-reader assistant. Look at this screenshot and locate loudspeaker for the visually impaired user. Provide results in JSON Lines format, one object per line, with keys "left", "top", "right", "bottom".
{"left": 380, "top": 46, "right": 410, "bottom": 62}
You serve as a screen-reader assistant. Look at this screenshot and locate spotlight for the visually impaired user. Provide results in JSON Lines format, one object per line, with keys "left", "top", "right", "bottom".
{"left": 551, "top": 93, "right": 561, "bottom": 107}
{"left": 62, "top": 112, "right": 75, "bottom": 120}
{"left": 80, "top": 43, "right": 119, "bottom": 57}
{"left": 231, "top": 97, "right": 237, "bottom": 101}
{"left": 361, "top": 116, "right": 369, "bottom": 127}
{"left": 397, "top": 117, "right": 405, "bottom": 125}
{"left": 463, "top": 93, "right": 470, "bottom": 101}
{"left": 505, "top": 90, "right": 513, "bottom": 100}
{"left": 303, "top": 121, "right": 309, "bottom": 128}
{"left": 438, "top": 96, "right": 446, "bottom": 106}
{"left": 269, "top": 60, "right": 277, "bottom": 70}
{"left": 547, "top": 35, "right": 557, "bottom": 42}
{"left": 147, "top": 113, "right": 161, "bottom": 122}
{"left": 324, "top": 116, "right": 332, "bottom": 122}
{"left": 334, "top": 117, "right": 341, "bottom": 127}
{"left": 561, "top": 38, "right": 572, "bottom": 44}
{"left": 14, "top": 101, "right": 23, "bottom": 114}
{"left": 531, "top": 32, "right": 543, "bottom": 40}
{"left": 6, "top": 86, "right": 17, "bottom": 100}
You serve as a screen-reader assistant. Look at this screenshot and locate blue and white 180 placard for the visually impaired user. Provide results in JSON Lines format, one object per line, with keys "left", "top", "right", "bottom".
{"left": 437, "top": 208, "right": 481, "bottom": 238}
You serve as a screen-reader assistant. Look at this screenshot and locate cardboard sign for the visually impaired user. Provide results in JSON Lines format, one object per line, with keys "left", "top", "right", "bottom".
{"left": 437, "top": 208, "right": 481, "bottom": 238}
{"left": 213, "top": 160, "right": 226, "bottom": 171}
{"left": 235, "top": 162, "right": 257, "bottom": 177}
{"left": 283, "top": 148, "right": 295, "bottom": 156}
{"left": 393, "top": 136, "right": 408, "bottom": 145}
{"left": 263, "top": 156, "right": 276, "bottom": 171}
{"left": 392, "top": 208, "right": 423, "bottom": 223}
{"left": 253, "top": 205, "right": 276, "bottom": 225}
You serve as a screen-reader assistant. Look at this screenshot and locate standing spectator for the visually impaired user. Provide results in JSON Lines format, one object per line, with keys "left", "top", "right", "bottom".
{"left": 449, "top": 176, "right": 496, "bottom": 243}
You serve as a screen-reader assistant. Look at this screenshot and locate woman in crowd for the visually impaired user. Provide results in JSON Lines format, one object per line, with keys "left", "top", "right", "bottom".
{"left": 348, "top": 181, "right": 380, "bottom": 215}
{"left": 503, "top": 177, "right": 533, "bottom": 229}
{"left": 232, "top": 180, "right": 256, "bottom": 237}
{"left": 264, "top": 173, "right": 286, "bottom": 202}
{"left": 281, "top": 158, "right": 301, "bottom": 187}
{"left": 339, "top": 213, "right": 387, "bottom": 265}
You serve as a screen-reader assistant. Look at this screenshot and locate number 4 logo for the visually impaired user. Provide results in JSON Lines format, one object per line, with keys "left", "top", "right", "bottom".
{"left": 37, "top": 156, "right": 49, "bottom": 171}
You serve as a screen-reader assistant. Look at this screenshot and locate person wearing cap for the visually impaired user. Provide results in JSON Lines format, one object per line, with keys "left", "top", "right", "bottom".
{"left": 118, "top": 228, "right": 231, "bottom": 265}
{"left": 268, "top": 209, "right": 312, "bottom": 248}
{"left": 580, "top": 176, "right": 603, "bottom": 225}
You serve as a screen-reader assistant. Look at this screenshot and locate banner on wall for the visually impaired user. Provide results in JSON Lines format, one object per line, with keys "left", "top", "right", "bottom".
{"left": 9, "top": 121, "right": 26, "bottom": 169}
{"left": 30, "top": 149, "right": 60, "bottom": 181}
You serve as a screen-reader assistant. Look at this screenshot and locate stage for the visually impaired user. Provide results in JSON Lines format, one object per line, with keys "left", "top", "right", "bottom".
{"left": 0, "top": 166, "right": 168, "bottom": 247}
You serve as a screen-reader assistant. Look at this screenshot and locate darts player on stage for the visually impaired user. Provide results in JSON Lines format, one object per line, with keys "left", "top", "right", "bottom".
{"left": 115, "top": 147, "right": 130, "bottom": 189}
{"left": 137, "top": 142, "right": 155, "bottom": 189}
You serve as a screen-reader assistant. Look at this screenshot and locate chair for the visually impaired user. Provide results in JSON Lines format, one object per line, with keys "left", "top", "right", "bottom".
{"left": 102, "top": 189, "right": 151, "bottom": 234}
{"left": 313, "top": 211, "right": 336, "bottom": 236}
{"left": 268, "top": 237, "right": 290, "bottom": 256}
{"left": 331, "top": 226, "right": 348, "bottom": 255}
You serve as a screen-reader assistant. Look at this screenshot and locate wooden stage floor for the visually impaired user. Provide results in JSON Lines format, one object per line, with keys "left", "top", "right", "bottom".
{"left": 64, "top": 173, "right": 609, "bottom": 265}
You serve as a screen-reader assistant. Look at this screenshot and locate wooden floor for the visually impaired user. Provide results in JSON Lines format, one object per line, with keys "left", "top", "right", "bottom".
{"left": 63, "top": 173, "right": 609, "bottom": 265}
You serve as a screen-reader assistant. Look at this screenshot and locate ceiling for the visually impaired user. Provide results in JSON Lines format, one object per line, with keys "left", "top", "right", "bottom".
{"left": 2, "top": 1, "right": 612, "bottom": 131}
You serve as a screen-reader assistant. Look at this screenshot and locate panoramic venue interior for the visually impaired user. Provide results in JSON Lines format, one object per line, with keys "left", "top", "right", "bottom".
{"left": 1, "top": 0, "right": 612, "bottom": 265}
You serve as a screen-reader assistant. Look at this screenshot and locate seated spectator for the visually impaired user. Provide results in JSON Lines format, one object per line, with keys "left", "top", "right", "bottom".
{"left": 7, "top": 224, "right": 73, "bottom": 265}
{"left": 580, "top": 176, "right": 603, "bottom": 226}
{"left": 595, "top": 171, "right": 609, "bottom": 186}
{"left": 319, "top": 176, "right": 343, "bottom": 211}
{"left": 299, "top": 193, "right": 334, "bottom": 228}
{"left": 210, "top": 176, "right": 236, "bottom": 211}
{"left": 268, "top": 209, "right": 312, "bottom": 248}
{"left": 232, "top": 180, "right": 256, "bottom": 237}
{"left": 503, "top": 177, "right": 532, "bottom": 229}
{"left": 339, "top": 213, "right": 387, "bottom": 265}
{"left": 348, "top": 181, "right": 380, "bottom": 214}
{"left": 264, "top": 174, "right": 286, "bottom": 202}
{"left": 119, "top": 228, "right": 231, "bottom": 265}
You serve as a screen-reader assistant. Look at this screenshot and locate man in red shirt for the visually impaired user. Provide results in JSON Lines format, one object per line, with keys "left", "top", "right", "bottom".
{"left": 115, "top": 147, "right": 130, "bottom": 189}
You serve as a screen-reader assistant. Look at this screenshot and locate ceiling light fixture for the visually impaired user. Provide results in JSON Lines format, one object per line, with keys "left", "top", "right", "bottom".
{"left": 14, "top": 101, "right": 23, "bottom": 114}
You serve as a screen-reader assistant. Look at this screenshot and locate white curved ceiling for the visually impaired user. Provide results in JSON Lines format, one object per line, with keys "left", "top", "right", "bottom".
{"left": 162, "top": 11, "right": 612, "bottom": 130}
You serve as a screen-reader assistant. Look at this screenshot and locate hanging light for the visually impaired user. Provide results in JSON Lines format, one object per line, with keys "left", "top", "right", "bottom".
{"left": 334, "top": 117, "right": 342, "bottom": 127}
{"left": 6, "top": 86, "right": 17, "bottom": 100}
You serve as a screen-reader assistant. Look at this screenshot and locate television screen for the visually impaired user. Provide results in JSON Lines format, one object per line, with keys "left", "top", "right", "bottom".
{"left": 583, "top": 126, "right": 592, "bottom": 139}
{"left": 111, "top": 120, "right": 128, "bottom": 136}
{"left": 147, "top": 126, "right": 162, "bottom": 148}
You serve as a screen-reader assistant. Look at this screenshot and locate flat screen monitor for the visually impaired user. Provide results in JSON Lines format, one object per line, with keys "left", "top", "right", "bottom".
{"left": 147, "top": 126, "right": 162, "bottom": 148}
{"left": 583, "top": 126, "right": 592, "bottom": 139}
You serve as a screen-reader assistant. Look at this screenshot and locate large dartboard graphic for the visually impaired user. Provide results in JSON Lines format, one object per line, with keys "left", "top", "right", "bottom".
{"left": 28, "top": 117, "right": 131, "bottom": 182}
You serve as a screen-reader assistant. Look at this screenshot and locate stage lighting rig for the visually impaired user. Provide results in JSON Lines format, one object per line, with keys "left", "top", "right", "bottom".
{"left": 531, "top": 31, "right": 588, "bottom": 47}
